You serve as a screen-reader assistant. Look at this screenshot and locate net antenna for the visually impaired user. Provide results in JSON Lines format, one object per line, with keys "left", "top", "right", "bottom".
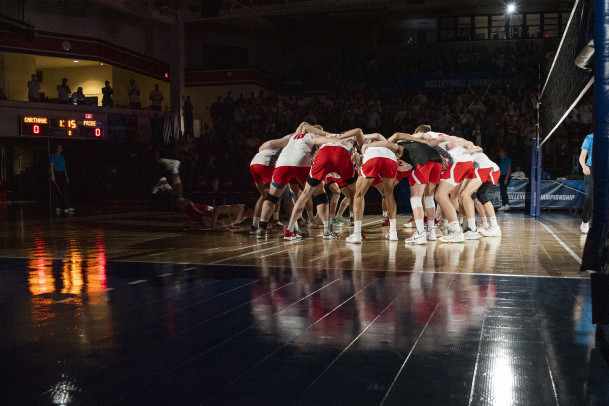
{"left": 538, "top": 0, "right": 594, "bottom": 148}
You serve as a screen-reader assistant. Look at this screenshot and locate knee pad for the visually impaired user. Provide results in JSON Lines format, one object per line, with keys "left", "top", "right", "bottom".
{"left": 410, "top": 196, "right": 423, "bottom": 209}
{"left": 265, "top": 193, "right": 280, "bottom": 204}
{"left": 307, "top": 176, "right": 322, "bottom": 188}
{"left": 313, "top": 193, "right": 329, "bottom": 206}
{"left": 424, "top": 196, "right": 435, "bottom": 208}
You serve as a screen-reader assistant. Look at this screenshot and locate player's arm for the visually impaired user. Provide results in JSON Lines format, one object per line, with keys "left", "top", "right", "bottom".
{"left": 363, "top": 133, "right": 386, "bottom": 142}
{"left": 339, "top": 128, "right": 364, "bottom": 147}
{"left": 259, "top": 136, "right": 290, "bottom": 152}
{"left": 302, "top": 123, "right": 330, "bottom": 137}
{"left": 579, "top": 149, "right": 590, "bottom": 175}
{"left": 361, "top": 140, "right": 402, "bottom": 156}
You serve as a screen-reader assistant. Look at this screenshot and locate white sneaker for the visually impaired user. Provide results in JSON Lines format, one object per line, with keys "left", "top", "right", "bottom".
{"left": 463, "top": 228, "right": 480, "bottom": 240}
{"left": 152, "top": 177, "right": 173, "bottom": 194}
{"left": 55, "top": 208, "right": 62, "bottom": 214}
{"left": 402, "top": 217, "right": 415, "bottom": 228}
{"left": 439, "top": 229, "right": 465, "bottom": 243}
{"left": 426, "top": 229, "right": 437, "bottom": 241}
{"left": 64, "top": 208, "right": 75, "bottom": 214}
{"left": 479, "top": 225, "right": 501, "bottom": 237}
{"left": 323, "top": 230, "right": 340, "bottom": 239}
{"left": 405, "top": 231, "right": 427, "bottom": 245}
{"left": 346, "top": 232, "right": 363, "bottom": 244}
{"left": 385, "top": 231, "right": 398, "bottom": 241}
{"left": 580, "top": 221, "right": 589, "bottom": 234}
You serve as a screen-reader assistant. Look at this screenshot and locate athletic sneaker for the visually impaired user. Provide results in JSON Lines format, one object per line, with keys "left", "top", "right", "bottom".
{"left": 405, "top": 231, "right": 427, "bottom": 245}
{"left": 159, "top": 158, "right": 181, "bottom": 172}
{"left": 272, "top": 219, "right": 285, "bottom": 229}
{"left": 55, "top": 208, "right": 62, "bottom": 214}
{"left": 249, "top": 226, "right": 258, "bottom": 235}
{"left": 256, "top": 228, "right": 268, "bottom": 238}
{"left": 439, "top": 229, "right": 465, "bottom": 243}
{"left": 381, "top": 218, "right": 390, "bottom": 227}
{"left": 580, "top": 221, "right": 589, "bottom": 234}
{"left": 335, "top": 216, "right": 350, "bottom": 225}
{"left": 151, "top": 177, "right": 172, "bottom": 194}
{"left": 294, "top": 229, "right": 309, "bottom": 238}
{"left": 439, "top": 225, "right": 449, "bottom": 237}
{"left": 330, "top": 218, "right": 342, "bottom": 226}
{"left": 479, "top": 225, "right": 501, "bottom": 237}
{"left": 385, "top": 231, "right": 398, "bottom": 241}
{"left": 284, "top": 230, "right": 296, "bottom": 240}
{"left": 426, "top": 229, "right": 437, "bottom": 241}
{"left": 323, "top": 230, "right": 339, "bottom": 239}
{"left": 346, "top": 232, "right": 363, "bottom": 244}
{"left": 463, "top": 228, "right": 480, "bottom": 240}
{"left": 497, "top": 204, "right": 510, "bottom": 211}
{"left": 64, "top": 208, "right": 75, "bottom": 214}
{"left": 402, "top": 217, "right": 415, "bottom": 228}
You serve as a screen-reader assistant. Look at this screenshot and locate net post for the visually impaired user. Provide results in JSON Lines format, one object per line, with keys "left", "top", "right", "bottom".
{"left": 536, "top": 143, "right": 542, "bottom": 219}
{"left": 529, "top": 140, "right": 537, "bottom": 218}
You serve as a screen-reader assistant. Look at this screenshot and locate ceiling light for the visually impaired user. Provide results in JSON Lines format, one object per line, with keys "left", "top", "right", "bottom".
{"left": 73, "top": 60, "right": 79, "bottom": 63}
{"left": 506, "top": 4, "right": 516, "bottom": 14}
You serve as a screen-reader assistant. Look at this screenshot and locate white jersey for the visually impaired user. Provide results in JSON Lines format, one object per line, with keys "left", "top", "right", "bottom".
{"left": 471, "top": 152, "right": 499, "bottom": 172}
{"left": 319, "top": 133, "right": 353, "bottom": 153}
{"left": 275, "top": 132, "right": 315, "bottom": 168}
{"left": 427, "top": 131, "right": 472, "bottom": 164}
{"left": 363, "top": 146, "right": 397, "bottom": 165}
{"left": 250, "top": 148, "right": 280, "bottom": 167}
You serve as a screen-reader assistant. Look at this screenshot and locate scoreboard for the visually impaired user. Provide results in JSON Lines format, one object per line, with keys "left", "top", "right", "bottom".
{"left": 21, "top": 115, "right": 105, "bottom": 139}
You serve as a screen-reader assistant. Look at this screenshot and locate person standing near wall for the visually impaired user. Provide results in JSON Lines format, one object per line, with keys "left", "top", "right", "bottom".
{"left": 50, "top": 144, "right": 74, "bottom": 214}
{"left": 102, "top": 81, "right": 113, "bottom": 107}
{"left": 27, "top": 74, "right": 40, "bottom": 102}
{"left": 56, "top": 78, "right": 71, "bottom": 104}
{"left": 579, "top": 132, "right": 593, "bottom": 233}
{"left": 128, "top": 79, "right": 141, "bottom": 109}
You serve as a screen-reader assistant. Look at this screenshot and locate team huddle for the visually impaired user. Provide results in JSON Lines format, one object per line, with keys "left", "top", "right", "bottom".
{"left": 248, "top": 122, "right": 502, "bottom": 245}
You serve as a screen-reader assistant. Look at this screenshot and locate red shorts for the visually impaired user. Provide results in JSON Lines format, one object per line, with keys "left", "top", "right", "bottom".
{"left": 310, "top": 146, "right": 355, "bottom": 182}
{"left": 272, "top": 166, "right": 310, "bottom": 186}
{"left": 440, "top": 161, "right": 474, "bottom": 186}
{"left": 468, "top": 167, "right": 492, "bottom": 183}
{"left": 409, "top": 162, "right": 442, "bottom": 187}
{"left": 488, "top": 170, "right": 500, "bottom": 186}
{"left": 250, "top": 164, "right": 274, "bottom": 184}
{"left": 326, "top": 176, "right": 347, "bottom": 188}
{"left": 361, "top": 157, "right": 397, "bottom": 180}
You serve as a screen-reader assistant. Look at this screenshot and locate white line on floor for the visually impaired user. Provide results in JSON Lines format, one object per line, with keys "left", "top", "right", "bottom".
{"left": 128, "top": 279, "right": 147, "bottom": 285}
{"left": 539, "top": 221, "right": 582, "bottom": 264}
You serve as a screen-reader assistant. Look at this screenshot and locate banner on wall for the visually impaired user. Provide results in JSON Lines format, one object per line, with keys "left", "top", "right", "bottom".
{"left": 395, "top": 180, "right": 585, "bottom": 210}
{"left": 379, "top": 72, "right": 527, "bottom": 93}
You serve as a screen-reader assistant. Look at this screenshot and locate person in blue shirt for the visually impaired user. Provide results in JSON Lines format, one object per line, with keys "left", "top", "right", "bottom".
{"left": 49, "top": 144, "right": 74, "bottom": 214}
{"left": 579, "top": 133, "right": 593, "bottom": 233}
{"left": 497, "top": 148, "right": 511, "bottom": 211}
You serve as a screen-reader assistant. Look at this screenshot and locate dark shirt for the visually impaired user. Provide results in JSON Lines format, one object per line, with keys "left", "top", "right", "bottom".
{"left": 397, "top": 141, "right": 443, "bottom": 167}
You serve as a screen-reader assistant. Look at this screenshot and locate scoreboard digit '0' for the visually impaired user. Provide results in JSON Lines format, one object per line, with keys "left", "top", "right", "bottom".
{"left": 21, "top": 115, "right": 105, "bottom": 139}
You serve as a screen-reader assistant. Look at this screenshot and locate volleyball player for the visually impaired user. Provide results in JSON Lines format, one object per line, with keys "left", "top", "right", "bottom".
{"left": 401, "top": 125, "right": 474, "bottom": 243}
{"left": 283, "top": 127, "right": 364, "bottom": 240}
{"left": 256, "top": 122, "right": 318, "bottom": 238}
{"left": 153, "top": 159, "right": 253, "bottom": 229}
{"left": 346, "top": 135, "right": 398, "bottom": 243}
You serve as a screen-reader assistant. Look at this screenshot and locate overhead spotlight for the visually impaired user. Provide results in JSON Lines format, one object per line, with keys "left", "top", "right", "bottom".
{"left": 506, "top": 3, "right": 516, "bottom": 14}
{"left": 73, "top": 60, "right": 79, "bottom": 63}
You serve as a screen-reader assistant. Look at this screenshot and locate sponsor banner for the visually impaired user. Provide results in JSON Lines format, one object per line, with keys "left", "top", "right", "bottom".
{"left": 489, "top": 180, "right": 585, "bottom": 209}
{"left": 395, "top": 180, "right": 585, "bottom": 209}
{"left": 379, "top": 72, "right": 526, "bottom": 93}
